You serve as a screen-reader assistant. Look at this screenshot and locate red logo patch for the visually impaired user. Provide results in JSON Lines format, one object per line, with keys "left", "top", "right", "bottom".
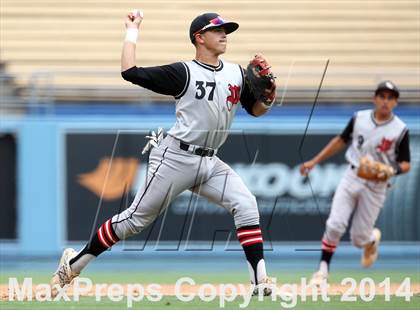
{"left": 226, "top": 84, "right": 240, "bottom": 111}
{"left": 376, "top": 138, "right": 394, "bottom": 153}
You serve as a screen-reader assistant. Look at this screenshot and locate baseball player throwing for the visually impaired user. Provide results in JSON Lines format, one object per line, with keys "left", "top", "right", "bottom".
{"left": 300, "top": 81, "right": 411, "bottom": 285}
{"left": 51, "top": 11, "right": 277, "bottom": 296}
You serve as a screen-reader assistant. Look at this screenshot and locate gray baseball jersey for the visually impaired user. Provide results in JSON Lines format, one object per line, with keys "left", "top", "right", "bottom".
{"left": 168, "top": 60, "right": 244, "bottom": 149}
{"left": 345, "top": 109, "right": 407, "bottom": 166}
{"left": 121, "top": 60, "right": 257, "bottom": 151}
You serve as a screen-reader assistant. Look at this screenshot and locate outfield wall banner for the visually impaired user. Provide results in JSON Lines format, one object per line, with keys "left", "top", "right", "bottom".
{"left": 66, "top": 132, "right": 420, "bottom": 242}
{"left": 0, "top": 133, "right": 17, "bottom": 239}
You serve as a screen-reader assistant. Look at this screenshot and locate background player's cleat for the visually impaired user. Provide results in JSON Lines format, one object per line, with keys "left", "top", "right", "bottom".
{"left": 309, "top": 270, "right": 328, "bottom": 287}
{"left": 362, "top": 228, "right": 381, "bottom": 268}
{"left": 50, "top": 248, "right": 79, "bottom": 297}
{"left": 252, "top": 277, "right": 273, "bottom": 296}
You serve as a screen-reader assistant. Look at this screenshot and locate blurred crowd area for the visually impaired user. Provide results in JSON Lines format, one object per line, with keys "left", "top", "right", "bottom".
{"left": 1, "top": 0, "right": 419, "bottom": 114}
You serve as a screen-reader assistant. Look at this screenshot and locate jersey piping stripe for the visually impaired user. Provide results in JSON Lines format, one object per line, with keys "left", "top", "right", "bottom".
{"left": 238, "top": 65, "right": 245, "bottom": 96}
{"left": 396, "top": 127, "right": 408, "bottom": 149}
{"left": 112, "top": 147, "right": 169, "bottom": 225}
{"left": 370, "top": 110, "right": 395, "bottom": 127}
{"left": 175, "top": 62, "right": 190, "bottom": 99}
{"left": 192, "top": 59, "right": 224, "bottom": 72}
{"left": 97, "top": 226, "right": 111, "bottom": 248}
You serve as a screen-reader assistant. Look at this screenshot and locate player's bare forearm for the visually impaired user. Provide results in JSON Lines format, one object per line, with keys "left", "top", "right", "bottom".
{"left": 312, "top": 136, "right": 346, "bottom": 164}
{"left": 300, "top": 135, "right": 346, "bottom": 175}
{"left": 121, "top": 10, "right": 143, "bottom": 72}
{"left": 121, "top": 42, "right": 136, "bottom": 71}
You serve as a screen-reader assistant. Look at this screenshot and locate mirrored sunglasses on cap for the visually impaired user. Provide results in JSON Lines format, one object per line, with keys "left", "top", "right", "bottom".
{"left": 193, "top": 16, "right": 227, "bottom": 36}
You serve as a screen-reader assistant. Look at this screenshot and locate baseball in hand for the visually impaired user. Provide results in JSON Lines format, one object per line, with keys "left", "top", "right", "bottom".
{"left": 129, "top": 9, "right": 143, "bottom": 21}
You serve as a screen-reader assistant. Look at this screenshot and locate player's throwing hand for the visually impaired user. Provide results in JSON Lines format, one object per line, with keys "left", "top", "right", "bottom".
{"left": 125, "top": 9, "right": 143, "bottom": 29}
{"left": 300, "top": 160, "right": 316, "bottom": 176}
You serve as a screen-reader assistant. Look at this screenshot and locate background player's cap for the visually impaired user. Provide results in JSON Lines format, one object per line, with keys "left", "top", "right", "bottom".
{"left": 189, "top": 13, "right": 239, "bottom": 43}
{"left": 375, "top": 80, "right": 400, "bottom": 98}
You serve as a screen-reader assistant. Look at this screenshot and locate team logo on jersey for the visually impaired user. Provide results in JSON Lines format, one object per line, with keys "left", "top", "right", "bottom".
{"left": 226, "top": 84, "right": 240, "bottom": 111}
{"left": 376, "top": 137, "right": 394, "bottom": 153}
{"left": 78, "top": 157, "right": 138, "bottom": 201}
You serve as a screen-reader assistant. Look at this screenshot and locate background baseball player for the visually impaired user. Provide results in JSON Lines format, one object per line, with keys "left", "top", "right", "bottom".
{"left": 300, "top": 81, "right": 411, "bottom": 285}
{"left": 51, "top": 11, "right": 277, "bottom": 295}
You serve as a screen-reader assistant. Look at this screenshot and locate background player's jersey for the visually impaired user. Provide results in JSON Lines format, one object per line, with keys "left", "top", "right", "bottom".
{"left": 168, "top": 60, "right": 244, "bottom": 149}
{"left": 344, "top": 109, "right": 408, "bottom": 166}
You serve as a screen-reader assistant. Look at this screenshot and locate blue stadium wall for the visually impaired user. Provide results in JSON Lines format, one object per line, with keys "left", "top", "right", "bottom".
{"left": 0, "top": 104, "right": 419, "bottom": 256}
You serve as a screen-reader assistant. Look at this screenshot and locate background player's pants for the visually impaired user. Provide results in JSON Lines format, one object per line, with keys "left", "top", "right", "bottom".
{"left": 323, "top": 166, "right": 388, "bottom": 248}
{"left": 111, "top": 135, "right": 259, "bottom": 240}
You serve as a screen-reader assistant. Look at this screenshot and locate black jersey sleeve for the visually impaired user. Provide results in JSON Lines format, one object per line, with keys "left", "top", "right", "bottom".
{"left": 121, "top": 62, "right": 188, "bottom": 98}
{"left": 396, "top": 129, "right": 410, "bottom": 162}
{"left": 340, "top": 116, "right": 355, "bottom": 143}
{"left": 239, "top": 67, "right": 257, "bottom": 116}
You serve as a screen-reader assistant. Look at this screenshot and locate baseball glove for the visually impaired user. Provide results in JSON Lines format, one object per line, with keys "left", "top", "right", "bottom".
{"left": 357, "top": 156, "right": 395, "bottom": 182}
{"left": 246, "top": 54, "right": 276, "bottom": 106}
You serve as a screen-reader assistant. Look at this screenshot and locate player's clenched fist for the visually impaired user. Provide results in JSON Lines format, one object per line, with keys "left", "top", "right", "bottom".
{"left": 125, "top": 9, "right": 143, "bottom": 29}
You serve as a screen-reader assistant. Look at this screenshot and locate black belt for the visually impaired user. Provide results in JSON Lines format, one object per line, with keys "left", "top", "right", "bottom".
{"left": 180, "top": 141, "right": 215, "bottom": 157}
